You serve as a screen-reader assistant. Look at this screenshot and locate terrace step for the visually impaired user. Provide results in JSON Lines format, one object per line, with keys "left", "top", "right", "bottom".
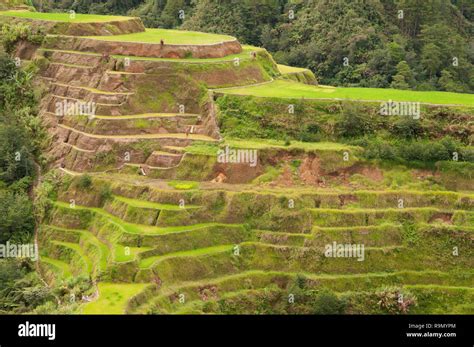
{"left": 163, "top": 146, "right": 187, "bottom": 154}
{"left": 106, "top": 70, "right": 145, "bottom": 75}
{"left": 49, "top": 94, "right": 125, "bottom": 108}
{"left": 43, "top": 225, "right": 110, "bottom": 274}
{"left": 139, "top": 244, "right": 234, "bottom": 269}
{"left": 145, "top": 151, "right": 183, "bottom": 168}
{"left": 103, "top": 195, "right": 202, "bottom": 226}
{"left": 62, "top": 142, "right": 96, "bottom": 153}
{"left": 58, "top": 113, "right": 200, "bottom": 136}
{"left": 40, "top": 49, "right": 104, "bottom": 66}
{"left": 64, "top": 113, "right": 200, "bottom": 119}
{"left": 111, "top": 195, "right": 200, "bottom": 211}
{"left": 133, "top": 241, "right": 426, "bottom": 284}
{"left": 40, "top": 256, "right": 73, "bottom": 278}
{"left": 52, "top": 201, "right": 228, "bottom": 236}
{"left": 41, "top": 63, "right": 105, "bottom": 87}
{"left": 43, "top": 31, "right": 241, "bottom": 59}
{"left": 50, "top": 62, "right": 94, "bottom": 70}
{"left": 51, "top": 82, "right": 134, "bottom": 96}
{"left": 133, "top": 269, "right": 473, "bottom": 313}
{"left": 57, "top": 123, "right": 217, "bottom": 142}
{"left": 49, "top": 240, "right": 93, "bottom": 275}
{"left": 309, "top": 207, "right": 457, "bottom": 227}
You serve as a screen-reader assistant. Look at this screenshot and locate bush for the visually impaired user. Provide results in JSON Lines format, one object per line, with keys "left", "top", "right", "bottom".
{"left": 0, "top": 23, "right": 44, "bottom": 54}
{"left": 376, "top": 286, "right": 417, "bottom": 314}
{"left": 76, "top": 174, "right": 92, "bottom": 190}
{"left": 311, "top": 289, "right": 346, "bottom": 314}
{"left": 391, "top": 116, "right": 424, "bottom": 139}
{"left": 336, "top": 103, "right": 375, "bottom": 138}
{"left": 300, "top": 124, "right": 321, "bottom": 142}
{"left": 400, "top": 141, "right": 449, "bottom": 162}
{"left": 99, "top": 184, "right": 113, "bottom": 203}
{"left": 357, "top": 135, "right": 474, "bottom": 166}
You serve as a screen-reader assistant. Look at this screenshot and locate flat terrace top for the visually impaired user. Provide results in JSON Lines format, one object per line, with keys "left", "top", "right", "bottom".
{"left": 219, "top": 79, "right": 474, "bottom": 106}
{"left": 0, "top": 10, "right": 130, "bottom": 22}
{"left": 85, "top": 28, "right": 236, "bottom": 45}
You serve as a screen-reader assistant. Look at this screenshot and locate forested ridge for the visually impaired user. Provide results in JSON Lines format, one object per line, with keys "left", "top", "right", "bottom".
{"left": 29, "top": 0, "right": 474, "bottom": 93}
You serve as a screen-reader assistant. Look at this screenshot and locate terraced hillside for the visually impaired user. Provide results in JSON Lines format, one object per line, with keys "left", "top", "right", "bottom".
{"left": 6, "top": 10, "right": 473, "bottom": 315}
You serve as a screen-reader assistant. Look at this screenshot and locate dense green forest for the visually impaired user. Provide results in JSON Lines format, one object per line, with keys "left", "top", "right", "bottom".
{"left": 0, "top": 50, "right": 91, "bottom": 313}
{"left": 30, "top": 0, "right": 474, "bottom": 93}
{"left": 0, "top": 51, "right": 47, "bottom": 313}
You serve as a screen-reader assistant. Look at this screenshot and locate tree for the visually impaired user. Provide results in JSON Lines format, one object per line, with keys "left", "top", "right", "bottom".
{"left": 438, "top": 69, "right": 464, "bottom": 92}
{"left": 391, "top": 60, "right": 415, "bottom": 89}
{"left": 421, "top": 43, "right": 443, "bottom": 78}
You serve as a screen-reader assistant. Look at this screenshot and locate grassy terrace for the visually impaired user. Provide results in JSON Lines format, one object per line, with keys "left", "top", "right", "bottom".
{"left": 40, "top": 45, "right": 263, "bottom": 63}
{"left": 53, "top": 201, "right": 230, "bottom": 235}
{"left": 185, "top": 138, "right": 360, "bottom": 156}
{"left": 85, "top": 28, "right": 236, "bottom": 45}
{"left": 135, "top": 269, "right": 473, "bottom": 314}
{"left": 57, "top": 124, "right": 218, "bottom": 142}
{"left": 113, "top": 195, "right": 199, "bottom": 211}
{"left": 139, "top": 244, "right": 234, "bottom": 269}
{"left": 40, "top": 256, "right": 72, "bottom": 278}
{"left": 277, "top": 64, "right": 310, "bottom": 74}
{"left": 0, "top": 10, "right": 129, "bottom": 22}
{"left": 44, "top": 225, "right": 110, "bottom": 271}
{"left": 218, "top": 79, "right": 474, "bottom": 106}
{"left": 50, "top": 240, "right": 93, "bottom": 273}
{"left": 82, "top": 283, "right": 150, "bottom": 314}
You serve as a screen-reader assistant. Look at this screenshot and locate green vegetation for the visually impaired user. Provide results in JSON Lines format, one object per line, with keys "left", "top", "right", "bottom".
{"left": 2, "top": 6, "right": 472, "bottom": 317}
{"left": 277, "top": 64, "right": 308, "bottom": 74}
{"left": 82, "top": 283, "right": 149, "bottom": 314}
{"left": 219, "top": 80, "right": 474, "bottom": 106}
{"left": 86, "top": 28, "right": 235, "bottom": 45}
{"left": 113, "top": 195, "right": 198, "bottom": 210}
{"left": 167, "top": 180, "right": 199, "bottom": 190}
{"left": 0, "top": 22, "right": 43, "bottom": 53}
{"left": 32, "top": 0, "right": 474, "bottom": 92}
{"left": 0, "top": 10, "right": 130, "bottom": 22}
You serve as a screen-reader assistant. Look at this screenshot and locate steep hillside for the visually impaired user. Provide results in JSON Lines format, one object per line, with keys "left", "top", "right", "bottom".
{"left": 4, "top": 10, "right": 473, "bottom": 315}
{"left": 29, "top": 0, "right": 474, "bottom": 93}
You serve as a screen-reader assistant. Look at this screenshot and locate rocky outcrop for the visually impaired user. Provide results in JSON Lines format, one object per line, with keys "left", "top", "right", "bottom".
{"left": 44, "top": 35, "right": 242, "bottom": 59}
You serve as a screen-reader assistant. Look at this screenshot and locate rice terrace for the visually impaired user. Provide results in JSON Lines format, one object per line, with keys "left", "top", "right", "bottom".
{"left": 0, "top": 0, "right": 473, "bottom": 327}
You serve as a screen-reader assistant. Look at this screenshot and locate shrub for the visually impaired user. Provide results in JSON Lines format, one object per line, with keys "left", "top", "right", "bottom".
{"left": 311, "top": 289, "right": 346, "bottom": 314}
{"left": 99, "top": 184, "right": 113, "bottom": 204}
{"left": 300, "top": 124, "right": 321, "bottom": 142}
{"left": 0, "top": 23, "right": 44, "bottom": 54}
{"left": 391, "top": 116, "right": 424, "bottom": 139}
{"left": 376, "top": 286, "right": 417, "bottom": 314}
{"left": 76, "top": 174, "right": 92, "bottom": 190}
{"left": 336, "top": 103, "right": 375, "bottom": 138}
{"left": 295, "top": 274, "right": 307, "bottom": 289}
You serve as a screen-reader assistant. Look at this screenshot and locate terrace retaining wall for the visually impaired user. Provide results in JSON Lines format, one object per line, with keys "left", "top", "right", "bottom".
{"left": 1, "top": 16, "right": 145, "bottom": 36}
{"left": 44, "top": 35, "right": 243, "bottom": 59}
